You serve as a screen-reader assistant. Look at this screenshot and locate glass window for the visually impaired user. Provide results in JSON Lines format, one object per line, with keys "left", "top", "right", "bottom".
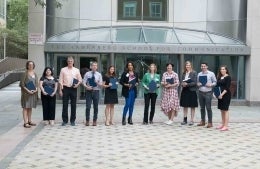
{"left": 123, "top": 2, "right": 137, "bottom": 17}
{"left": 175, "top": 29, "right": 212, "bottom": 44}
{"left": 118, "top": 0, "right": 167, "bottom": 21}
{"left": 149, "top": 2, "right": 162, "bottom": 18}
{"left": 118, "top": 0, "right": 141, "bottom": 20}
{"left": 116, "top": 28, "right": 143, "bottom": 42}
{"left": 184, "top": 55, "right": 246, "bottom": 99}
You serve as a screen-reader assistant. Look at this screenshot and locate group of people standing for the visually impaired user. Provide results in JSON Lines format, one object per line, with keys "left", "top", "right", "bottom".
{"left": 19, "top": 57, "right": 232, "bottom": 131}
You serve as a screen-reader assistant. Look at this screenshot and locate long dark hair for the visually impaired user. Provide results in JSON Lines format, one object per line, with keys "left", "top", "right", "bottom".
{"left": 217, "top": 65, "right": 230, "bottom": 79}
{"left": 125, "top": 61, "right": 135, "bottom": 72}
{"left": 105, "top": 66, "right": 116, "bottom": 77}
{"left": 41, "top": 67, "right": 54, "bottom": 78}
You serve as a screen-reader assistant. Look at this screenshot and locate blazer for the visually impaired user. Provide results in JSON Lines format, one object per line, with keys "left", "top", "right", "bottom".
{"left": 120, "top": 71, "right": 139, "bottom": 98}
{"left": 181, "top": 70, "right": 197, "bottom": 91}
{"left": 141, "top": 73, "right": 160, "bottom": 95}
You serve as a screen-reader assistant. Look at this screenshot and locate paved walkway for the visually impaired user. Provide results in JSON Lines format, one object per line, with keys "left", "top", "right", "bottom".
{"left": 0, "top": 82, "right": 260, "bottom": 169}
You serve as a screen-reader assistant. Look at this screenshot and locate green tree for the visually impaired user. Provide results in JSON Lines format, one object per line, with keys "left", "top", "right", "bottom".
{"left": 1, "top": 0, "right": 28, "bottom": 59}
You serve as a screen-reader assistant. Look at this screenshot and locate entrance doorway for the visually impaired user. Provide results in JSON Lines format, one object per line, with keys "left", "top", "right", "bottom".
{"left": 79, "top": 55, "right": 99, "bottom": 99}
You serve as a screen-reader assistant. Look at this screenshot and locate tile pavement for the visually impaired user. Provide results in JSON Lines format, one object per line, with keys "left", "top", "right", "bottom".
{"left": 0, "top": 82, "right": 260, "bottom": 169}
{"left": 4, "top": 122, "right": 260, "bottom": 169}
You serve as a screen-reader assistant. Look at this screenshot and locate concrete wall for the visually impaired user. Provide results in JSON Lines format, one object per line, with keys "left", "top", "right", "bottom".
{"left": 246, "top": 0, "right": 260, "bottom": 105}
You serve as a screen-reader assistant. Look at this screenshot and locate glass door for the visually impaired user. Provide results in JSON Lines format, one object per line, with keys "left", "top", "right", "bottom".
{"left": 78, "top": 54, "right": 100, "bottom": 100}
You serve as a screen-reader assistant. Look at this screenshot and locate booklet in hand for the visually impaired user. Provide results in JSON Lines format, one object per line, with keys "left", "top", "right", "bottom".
{"left": 25, "top": 81, "right": 36, "bottom": 91}
{"left": 44, "top": 85, "right": 54, "bottom": 95}
{"left": 166, "top": 78, "right": 174, "bottom": 84}
{"left": 148, "top": 80, "right": 157, "bottom": 92}
{"left": 88, "top": 77, "right": 97, "bottom": 87}
{"left": 213, "top": 86, "right": 221, "bottom": 97}
{"left": 129, "top": 78, "right": 136, "bottom": 88}
{"left": 109, "top": 77, "right": 118, "bottom": 89}
{"left": 72, "top": 78, "right": 78, "bottom": 86}
{"left": 183, "top": 78, "right": 192, "bottom": 83}
{"left": 199, "top": 76, "right": 207, "bottom": 86}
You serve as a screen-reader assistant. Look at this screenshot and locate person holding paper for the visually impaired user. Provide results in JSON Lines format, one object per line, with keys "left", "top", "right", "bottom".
{"left": 39, "top": 67, "right": 58, "bottom": 125}
{"left": 215, "top": 65, "right": 231, "bottom": 131}
{"left": 180, "top": 61, "right": 198, "bottom": 125}
{"left": 161, "top": 63, "right": 180, "bottom": 125}
{"left": 141, "top": 63, "right": 160, "bottom": 124}
{"left": 102, "top": 66, "right": 118, "bottom": 126}
{"left": 83, "top": 61, "right": 103, "bottom": 126}
{"left": 120, "top": 61, "right": 139, "bottom": 125}
{"left": 19, "top": 61, "right": 38, "bottom": 128}
{"left": 197, "top": 62, "right": 216, "bottom": 128}
{"left": 59, "top": 56, "right": 82, "bottom": 126}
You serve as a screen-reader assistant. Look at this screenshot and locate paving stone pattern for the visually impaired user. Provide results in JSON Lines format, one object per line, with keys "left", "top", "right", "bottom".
{"left": 7, "top": 122, "right": 260, "bottom": 169}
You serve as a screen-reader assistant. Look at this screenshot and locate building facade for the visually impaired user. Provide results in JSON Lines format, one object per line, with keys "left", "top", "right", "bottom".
{"left": 28, "top": 0, "right": 260, "bottom": 105}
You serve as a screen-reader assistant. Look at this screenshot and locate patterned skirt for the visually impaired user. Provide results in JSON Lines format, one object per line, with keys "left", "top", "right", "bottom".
{"left": 161, "top": 88, "right": 180, "bottom": 115}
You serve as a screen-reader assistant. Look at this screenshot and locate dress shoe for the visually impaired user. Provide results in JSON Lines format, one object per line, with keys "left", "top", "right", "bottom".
{"left": 143, "top": 122, "right": 148, "bottom": 125}
{"left": 128, "top": 117, "right": 133, "bottom": 125}
{"left": 71, "top": 122, "right": 75, "bottom": 126}
{"left": 197, "top": 121, "right": 206, "bottom": 126}
{"left": 85, "top": 121, "right": 89, "bottom": 126}
{"left": 206, "top": 123, "right": 213, "bottom": 128}
{"left": 61, "top": 122, "right": 67, "bottom": 126}
{"left": 149, "top": 120, "right": 153, "bottom": 124}
{"left": 93, "top": 121, "right": 97, "bottom": 126}
{"left": 122, "top": 117, "right": 126, "bottom": 125}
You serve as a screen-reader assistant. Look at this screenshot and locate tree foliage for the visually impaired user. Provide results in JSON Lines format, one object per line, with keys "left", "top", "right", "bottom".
{"left": 34, "top": 0, "right": 63, "bottom": 8}
{"left": 0, "top": 0, "right": 28, "bottom": 59}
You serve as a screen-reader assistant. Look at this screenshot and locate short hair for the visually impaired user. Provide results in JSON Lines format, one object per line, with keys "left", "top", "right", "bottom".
{"left": 91, "top": 61, "right": 98, "bottom": 66}
{"left": 201, "top": 62, "right": 208, "bottom": 66}
{"left": 26, "top": 61, "right": 35, "bottom": 70}
{"left": 166, "top": 63, "right": 174, "bottom": 68}
{"left": 42, "top": 67, "right": 54, "bottom": 78}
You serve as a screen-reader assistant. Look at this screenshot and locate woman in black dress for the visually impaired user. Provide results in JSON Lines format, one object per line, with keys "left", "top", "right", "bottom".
{"left": 180, "top": 61, "right": 198, "bottom": 125}
{"left": 103, "top": 66, "right": 118, "bottom": 126}
{"left": 39, "top": 67, "right": 58, "bottom": 125}
{"left": 215, "top": 65, "right": 231, "bottom": 131}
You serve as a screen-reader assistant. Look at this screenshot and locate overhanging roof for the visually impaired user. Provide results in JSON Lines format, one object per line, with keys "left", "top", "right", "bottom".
{"left": 45, "top": 26, "right": 250, "bottom": 55}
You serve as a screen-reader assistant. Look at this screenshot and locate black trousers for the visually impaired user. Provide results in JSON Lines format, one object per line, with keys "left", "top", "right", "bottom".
{"left": 85, "top": 90, "right": 100, "bottom": 121}
{"left": 62, "top": 86, "right": 77, "bottom": 123}
{"left": 41, "top": 94, "right": 56, "bottom": 120}
{"left": 143, "top": 93, "right": 157, "bottom": 123}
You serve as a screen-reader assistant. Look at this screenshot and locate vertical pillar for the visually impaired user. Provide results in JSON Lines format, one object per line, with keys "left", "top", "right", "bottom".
{"left": 110, "top": 53, "right": 115, "bottom": 66}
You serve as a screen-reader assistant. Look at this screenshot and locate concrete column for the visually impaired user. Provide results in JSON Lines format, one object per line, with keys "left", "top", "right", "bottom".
{"left": 246, "top": 0, "right": 260, "bottom": 105}
{"left": 110, "top": 53, "right": 115, "bottom": 65}
{"left": 28, "top": 0, "right": 46, "bottom": 77}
